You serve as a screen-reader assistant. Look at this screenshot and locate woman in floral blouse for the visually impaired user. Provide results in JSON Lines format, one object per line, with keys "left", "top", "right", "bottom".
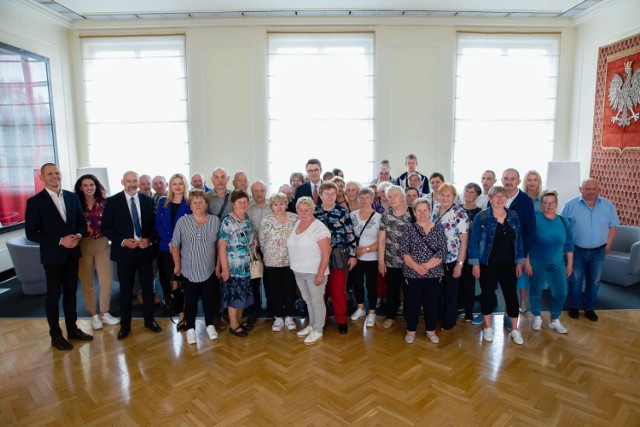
{"left": 314, "top": 182, "right": 357, "bottom": 334}
{"left": 218, "top": 190, "right": 255, "bottom": 337}
{"left": 430, "top": 183, "right": 469, "bottom": 331}
{"left": 259, "top": 193, "right": 298, "bottom": 332}
{"left": 401, "top": 198, "right": 447, "bottom": 344}
{"left": 74, "top": 174, "right": 119, "bottom": 330}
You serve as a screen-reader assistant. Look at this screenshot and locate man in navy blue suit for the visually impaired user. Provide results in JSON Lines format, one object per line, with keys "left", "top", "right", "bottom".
{"left": 102, "top": 171, "right": 161, "bottom": 339}
{"left": 289, "top": 158, "right": 323, "bottom": 211}
{"left": 25, "top": 163, "right": 93, "bottom": 351}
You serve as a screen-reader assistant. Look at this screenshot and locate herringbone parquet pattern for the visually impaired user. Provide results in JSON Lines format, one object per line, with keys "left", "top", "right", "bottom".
{"left": 1, "top": 311, "right": 639, "bottom": 426}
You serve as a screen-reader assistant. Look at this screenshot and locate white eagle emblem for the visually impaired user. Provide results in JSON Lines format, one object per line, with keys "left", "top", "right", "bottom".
{"left": 608, "top": 60, "right": 640, "bottom": 127}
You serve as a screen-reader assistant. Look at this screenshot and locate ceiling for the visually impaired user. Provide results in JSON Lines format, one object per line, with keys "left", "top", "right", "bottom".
{"left": 30, "top": 0, "right": 604, "bottom": 21}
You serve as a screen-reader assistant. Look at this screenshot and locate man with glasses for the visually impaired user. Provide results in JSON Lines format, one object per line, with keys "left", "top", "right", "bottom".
{"left": 290, "top": 158, "right": 323, "bottom": 211}
{"left": 561, "top": 178, "right": 619, "bottom": 322}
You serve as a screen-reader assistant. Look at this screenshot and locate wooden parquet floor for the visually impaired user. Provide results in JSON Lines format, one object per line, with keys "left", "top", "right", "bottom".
{"left": 0, "top": 311, "right": 639, "bottom": 426}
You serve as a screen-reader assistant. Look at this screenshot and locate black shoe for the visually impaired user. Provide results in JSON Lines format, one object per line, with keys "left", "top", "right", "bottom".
{"left": 68, "top": 328, "right": 93, "bottom": 341}
{"left": 145, "top": 321, "right": 162, "bottom": 333}
{"left": 568, "top": 308, "right": 579, "bottom": 319}
{"left": 338, "top": 323, "right": 348, "bottom": 334}
{"left": 241, "top": 322, "right": 254, "bottom": 331}
{"left": 117, "top": 326, "right": 130, "bottom": 340}
{"left": 51, "top": 336, "right": 73, "bottom": 351}
{"left": 229, "top": 326, "right": 248, "bottom": 337}
{"left": 585, "top": 310, "right": 598, "bottom": 322}
{"left": 176, "top": 321, "right": 188, "bottom": 332}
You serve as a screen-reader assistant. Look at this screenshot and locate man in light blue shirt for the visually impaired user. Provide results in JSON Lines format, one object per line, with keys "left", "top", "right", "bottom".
{"left": 561, "top": 178, "right": 619, "bottom": 321}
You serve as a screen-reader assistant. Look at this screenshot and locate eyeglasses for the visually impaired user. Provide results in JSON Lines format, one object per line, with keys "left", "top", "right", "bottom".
{"left": 542, "top": 201, "right": 557, "bottom": 206}
{"left": 307, "top": 168, "right": 320, "bottom": 173}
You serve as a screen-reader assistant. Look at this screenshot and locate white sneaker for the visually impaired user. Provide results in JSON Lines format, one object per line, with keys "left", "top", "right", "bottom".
{"left": 532, "top": 316, "right": 542, "bottom": 331}
{"left": 186, "top": 328, "right": 196, "bottom": 344}
{"left": 510, "top": 330, "right": 524, "bottom": 345}
{"left": 365, "top": 314, "right": 376, "bottom": 327}
{"left": 427, "top": 333, "right": 440, "bottom": 344}
{"left": 91, "top": 314, "right": 103, "bottom": 330}
{"left": 272, "top": 317, "right": 284, "bottom": 332}
{"left": 350, "top": 308, "right": 366, "bottom": 321}
{"left": 483, "top": 327, "right": 493, "bottom": 342}
{"left": 383, "top": 318, "right": 395, "bottom": 329}
{"left": 304, "top": 330, "right": 323, "bottom": 345}
{"left": 100, "top": 312, "right": 120, "bottom": 325}
{"left": 284, "top": 316, "right": 297, "bottom": 330}
{"left": 549, "top": 319, "right": 568, "bottom": 334}
{"left": 296, "top": 325, "right": 313, "bottom": 337}
{"left": 404, "top": 333, "right": 415, "bottom": 344}
{"left": 206, "top": 325, "right": 218, "bottom": 340}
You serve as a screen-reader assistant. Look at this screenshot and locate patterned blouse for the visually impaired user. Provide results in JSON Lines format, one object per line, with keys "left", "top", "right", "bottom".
{"left": 259, "top": 213, "right": 298, "bottom": 267}
{"left": 314, "top": 204, "right": 357, "bottom": 257}
{"left": 83, "top": 199, "right": 106, "bottom": 239}
{"left": 401, "top": 223, "right": 447, "bottom": 279}
{"left": 379, "top": 208, "right": 413, "bottom": 268}
{"left": 218, "top": 213, "right": 255, "bottom": 278}
{"left": 430, "top": 203, "right": 469, "bottom": 264}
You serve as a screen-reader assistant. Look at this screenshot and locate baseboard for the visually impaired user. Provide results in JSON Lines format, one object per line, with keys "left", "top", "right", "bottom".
{"left": 0, "top": 268, "right": 16, "bottom": 283}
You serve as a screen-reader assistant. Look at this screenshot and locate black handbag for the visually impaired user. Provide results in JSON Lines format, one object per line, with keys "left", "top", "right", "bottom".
{"left": 162, "top": 286, "right": 184, "bottom": 321}
{"left": 329, "top": 247, "right": 349, "bottom": 270}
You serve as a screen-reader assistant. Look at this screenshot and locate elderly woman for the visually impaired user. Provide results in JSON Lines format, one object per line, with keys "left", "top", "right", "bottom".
{"left": 331, "top": 176, "right": 347, "bottom": 206}
{"left": 529, "top": 190, "right": 573, "bottom": 334}
{"left": 289, "top": 172, "right": 305, "bottom": 195}
{"left": 460, "top": 182, "right": 482, "bottom": 321}
{"left": 74, "top": 174, "right": 119, "bottom": 329}
{"left": 430, "top": 183, "right": 469, "bottom": 331}
{"left": 468, "top": 186, "right": 525, "bottom": 345}
{"left": 344, "top": 180, "right": 362, "bottom": 213}
{"left": 314, "top": 182, "right": 358, "bottom": 334}
{"left": 259, "top": 193, "right": 299, "bottom": 332}
{"left": 349, "top": 188, "right": 382, "bottom": 327}
{"left": 373, "top": 181, "right": 392, "bottom": 214}
{"left": 407, "top": 174, "right": 425, "bottom": 196}
{"left": 378, "top": 185, "right": 412, "bottom": 328}
{"left": 287, "top": 197, "right": 331, "bottom": 345}
{"left": 401, "top": 198, "right": 447, "bottom": 344}
{"left": 156, "top": 173, "right": 192, "bottom": 331}
{"left": 170, "top": 190, "right": 221, "bottom": 344}
{"left": 218, "top": 190, "right": 255, "bottom": 338}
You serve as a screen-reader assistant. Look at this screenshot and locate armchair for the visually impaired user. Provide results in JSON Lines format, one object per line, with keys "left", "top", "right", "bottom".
{"left": 601, "top": 225, "right": 640, "bottom": 287}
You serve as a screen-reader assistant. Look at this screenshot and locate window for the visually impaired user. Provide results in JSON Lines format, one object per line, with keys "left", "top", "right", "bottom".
{"left": 0, "top": 43, "right": 56, "bottom": 230}
{"left": 80, "top": 36, "right": 189, "bottom": 193}
{"left": 453, "top": 33, "right": 559, "bottom": 189}
{"left": 267, "top": 34, "right": 374, "bottom": 191}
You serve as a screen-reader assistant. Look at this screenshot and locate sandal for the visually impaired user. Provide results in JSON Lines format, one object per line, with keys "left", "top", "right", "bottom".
{"left": 229, "top": 326, "right": 248, "bottom": 337}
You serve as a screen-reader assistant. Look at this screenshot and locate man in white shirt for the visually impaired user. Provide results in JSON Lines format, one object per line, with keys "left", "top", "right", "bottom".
{"left": 476, "top": 170, "right": 497, "bottom": 209}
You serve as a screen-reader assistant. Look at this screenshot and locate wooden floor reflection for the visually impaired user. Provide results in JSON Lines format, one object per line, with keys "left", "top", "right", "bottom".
{"left": 1, "top": 311, "right": 639, "bottom": 426}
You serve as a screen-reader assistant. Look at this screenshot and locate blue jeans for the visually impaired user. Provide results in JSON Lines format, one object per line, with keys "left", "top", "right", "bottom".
{"left": 569, "top": 247, "right": 605, "bottom": 311}
{"left": 530, "top": 259, "right": 567, "bottom": 320}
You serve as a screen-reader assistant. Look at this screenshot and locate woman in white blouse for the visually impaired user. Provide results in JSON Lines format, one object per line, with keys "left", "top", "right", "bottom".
{"left": 349, "top": 188, "right": 382, "bottom": 327}
{"left": 287, "top": 197, "right": 331, "bottom": 345}
{"left": 259, "top": 193, "right": 298, "bottom": 332}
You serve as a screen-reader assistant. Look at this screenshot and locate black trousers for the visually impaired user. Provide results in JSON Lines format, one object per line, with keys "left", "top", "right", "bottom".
{"left": 117, "top": 249, "right": 155, "bottom": 328}
{"left": 353, "top": 260, "right": 378, "bottom": 310}
{"left": 44, "top": 258, "right": 79, "bottom": 338}
{"left": 264, "top": 266, "right": 297, "bottom": 318}
{"left": 458, "top": 264, "right": 476, "bottom": 319}
{"left": 157, "top": 250, "right": 174, "bottom": 298}
{"left": 479, "top": 261, "right": 519, "bottom": 319}
{"left": 183, "top": 273, "right": 218, "bottom": 329}
{"left": 441, "top": 261, "right": 460, "bottom": 329}
{"left": 384, "top": 267, "right": 404, "bottom": 320}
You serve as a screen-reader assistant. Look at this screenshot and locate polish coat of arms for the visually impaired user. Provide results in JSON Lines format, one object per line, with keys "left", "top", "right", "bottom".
{"left": 608, "top": 60, "right": 640, "bottom": 127}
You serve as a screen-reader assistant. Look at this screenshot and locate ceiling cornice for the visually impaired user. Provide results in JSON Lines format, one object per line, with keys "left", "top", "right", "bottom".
{"left": 2, "top": 0, "right": 71, "bottom": 28}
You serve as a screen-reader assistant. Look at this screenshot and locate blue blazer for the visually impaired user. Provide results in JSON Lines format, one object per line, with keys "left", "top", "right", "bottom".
{"left": 102, "top": 191, "right": 156, "bottom": 263}
{"left": 25, "top": 189, "right": 85, "bottom": 265}
{"left": 289, "top": 182, "right": 322, "bottom": 212}
{"left": 155, "top": 196, "right": 192, "bottom": 253}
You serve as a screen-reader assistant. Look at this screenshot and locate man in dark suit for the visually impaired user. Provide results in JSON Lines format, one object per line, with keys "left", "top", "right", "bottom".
{"left": 25, "top": 163, "right": 93, "bottom": 351}
{"left": 289, "top": 158, "right": 323, "bottom": 212}
{"left": 102, "top": 171, "right": 161, "bottom": 339}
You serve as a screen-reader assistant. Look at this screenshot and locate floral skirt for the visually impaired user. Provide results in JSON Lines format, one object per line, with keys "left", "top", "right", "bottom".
{"left": 221, "top": 276, "right": 254, "bottom": 309}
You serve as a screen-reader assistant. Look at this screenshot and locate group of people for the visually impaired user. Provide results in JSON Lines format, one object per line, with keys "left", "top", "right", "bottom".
{"left": 25, "top": 154, "right": 619, "bottom": 350}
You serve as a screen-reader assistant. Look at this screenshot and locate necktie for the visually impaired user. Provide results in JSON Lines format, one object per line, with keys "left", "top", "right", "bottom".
{"left": 130, "top": 196, "right": 142, "bottom": 238}
{"left": 312, "top": 184, "right": 318, "bottom": 204}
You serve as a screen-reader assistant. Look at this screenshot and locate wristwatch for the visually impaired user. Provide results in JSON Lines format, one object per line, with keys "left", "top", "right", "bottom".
{"left": 365, "top": 247, "right": 369, "bottom": 252}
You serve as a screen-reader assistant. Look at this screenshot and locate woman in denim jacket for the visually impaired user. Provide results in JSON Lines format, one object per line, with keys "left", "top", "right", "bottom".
{"left": 468, "top": 186, "right": 526, "bottom": 345}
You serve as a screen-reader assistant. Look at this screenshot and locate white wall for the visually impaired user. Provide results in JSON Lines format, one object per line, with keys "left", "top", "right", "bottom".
{"left": 570, "top": 0, "right": 640, "bottom": 179}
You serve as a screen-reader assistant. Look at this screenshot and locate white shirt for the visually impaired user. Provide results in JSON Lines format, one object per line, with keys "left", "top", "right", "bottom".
{"left": 287, "top": 219, "right": 330, "bottom": 275}
{"left": 126, "top": 192, "right": 142, "bottom": 239}
{"left": 45, "top": 187, "right": 66, "bottom": 222}
{"left": 477, "top": 194, "right": 489, "bottom": 209}
{"left": 350, "top": 210, "right": 381, "bottom": 261}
